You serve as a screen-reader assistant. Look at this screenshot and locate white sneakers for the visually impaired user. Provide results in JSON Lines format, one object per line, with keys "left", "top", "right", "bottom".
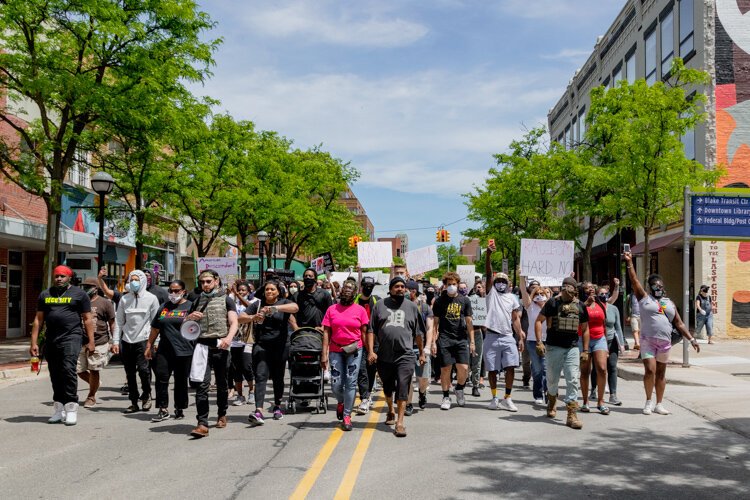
{"left": 455, "top": 389, "right": 466, "bottom": 407}
{"left": 643, "top": 400, "right": 671, "bottom": 415}
{"left": 534, "top": 398, "right": 545, "bottom": 406}
{"left": 49, "top": 402, "right": 65, "bottom": 424}
{"left": 64, "top": 402, "right": 78, "bottom": 426}
{"left": 499, "top": 398, "right": 518, "bottom": 412}
{"left": 488, "top": 397, "right": 499, "bottom": 410}
{"left": 440, "top": 397, "right": 451, "bottom": 410}
{"left": 643, "top": 400, "right": 654, "bottom": 415}
{"left": 653, "top": 403, "right": 671, "bottom": 415}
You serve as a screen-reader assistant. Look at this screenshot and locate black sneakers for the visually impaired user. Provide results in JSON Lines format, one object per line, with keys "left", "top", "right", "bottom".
{"left": 151, "top": 409, "right": 170, "bottom": 422}
{"left": 405, "top": 403, "right": 414, "bottom": 416}
{"left": 418, "top": 392, "right": 427, "bottom": 409}
{"left": 174, "top": 409, "right": 185, "bottom": 420}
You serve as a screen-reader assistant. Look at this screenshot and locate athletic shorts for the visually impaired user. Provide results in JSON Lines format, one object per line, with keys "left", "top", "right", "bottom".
{"left": 377, "top": 357, "right": 415, "bottom": 402}
{"left": 630, "top": 316, "right": 641, "bottom": 333}
{"left": 641, "top": 336, "right": 671, "bottom": 363}
{"left": 438, "top": 340, "right": 470, "bottom": 366}
{"left": 482, "top": 333, "right": 519, "bottom": 372}
{"left": 77, "top": 343, "right": 110, "bottom": 372}
{"left": 413, "top": 348, "right": 431, "bottom": 378}
{"left": 578, "top": 336, "right": 608, "bottom": 353}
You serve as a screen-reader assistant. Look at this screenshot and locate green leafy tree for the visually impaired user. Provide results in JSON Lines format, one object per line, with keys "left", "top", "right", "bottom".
{"left": 586, "top": 60, "right": 723, "bottom": 275}
{"left": 0, "top": 0, "right": 217, "bottom": 285}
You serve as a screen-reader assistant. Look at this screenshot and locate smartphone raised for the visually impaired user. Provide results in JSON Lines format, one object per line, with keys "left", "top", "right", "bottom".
{"left": 623, "top": 243, "right": 631, "bottom": 253}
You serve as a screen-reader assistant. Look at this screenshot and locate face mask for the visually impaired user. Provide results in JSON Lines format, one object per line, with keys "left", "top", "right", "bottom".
{"left": 561, "top": 285, "right": 576, "bottom": 302}
{"left": 85, "top": 287, "right": 97, "bottom": 298}
{"left": 446, "top": 285, "right": 458, "bottom": 295}
{"left": 362, "top": 285, "right": 374, "bottom": 296}
{"left": 459, "top": 288, "right": 468, "bottom": 296}
{"left": 303, "top": 277, "right": 316, "bottom": 289}
{"left": 652, "top": 288, "right": 664, "bottom": 299}
{"left": 202, "top": 288, "right": 217, "bottom": 297}
{"left": 494, "top": 282, "right": 507, "bottom": 293}
{"left": 598, "top": 294, "right": 609, "bottom": 303}
{"left": 129, "top": 281, "right": 141, "bottom": 293}
{"left": 289, "top": 286, "right": 298, "bottom": 295}
{"left": 533, "top": 294, "right": 546, "bottom": 303}
{"left": 169, "top": 293, "right": 183, "bottom": 304}
{"left": 425, "top": 291, "right": 435, "bottom": 303}
{"left": 339, "top": 290, "right": 355, "bottom": 305}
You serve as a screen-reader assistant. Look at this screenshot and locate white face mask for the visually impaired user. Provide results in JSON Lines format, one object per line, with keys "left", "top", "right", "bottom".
{"left": 168, "top": 292, "right": 183, "bottom": 304}
{"left": 533, "top": 294, "right": 546, "bottom": 303}
{"left": 446, "top": 285, "right": 458, "bottom": 295}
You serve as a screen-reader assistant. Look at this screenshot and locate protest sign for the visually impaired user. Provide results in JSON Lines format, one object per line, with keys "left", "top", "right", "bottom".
{"left": 319, "top": 252, "right": 335, "bottom": 272}
{"left": 519, "top": 238, "right": 575, "bottom": 286}
{"left": 312, "top": 256, "right": 326, "bottom": 274}
{"left": 357, "top": 242, "right": 393, "bottom": 268}
{"left": 456, "top": 265, "right": 476, "bottom": 287}
{"left": 404, "top": 245, "right": 439, "bottom": 275}
{"left": 469, "top": 294, "right": 487, "bottom": 327}
{"left": 197, "top": 257, "right": 239, "bottom": 286}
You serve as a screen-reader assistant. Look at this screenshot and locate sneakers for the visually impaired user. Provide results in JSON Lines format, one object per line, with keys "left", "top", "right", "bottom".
{"left": 336, "top": 402, "right": 344, "bottom": 421}
{"left": 151, "top": 409, "right": 171, "bottom": 422}
{"left": 83, "top": 397, "right": 96, "bottom": 409}
{"left": 342, "top": 415, "right": 352, "bottom": 431}
{"left": 273, "top": 406, "right": 284, "bottom": 420}
{"left": 174, "top": 409, "right": 185, "bottom": 420}
{"left": 64, "top": 403, "right": 78, "bottom": 426}
{"left": 405, "top": 403, "right": 414, "bottom": 416}
{"left": 356, "top": 398, "right": 370, "bottom": 415}
{"left": 124, "top": 404, "right": 140, "bottom": 414}
{"left": 653, "top": 403, "right": 671, "bottom": 415}
{"left": 643, "top": 400, "right": 654, "bottom": 415}
{"left": 440, "top": 397, "right": 451, "bottom": 410}
{"left": 455, "top": 389, "right": 466, "bottom": 407}
{"left": 233, "top": 395, "right": 246, "bottom": 406}
{"left": 499, "top": 397, "right": 518, "bottom": 412}
{"left": 49, "top": 402, "right": 65, "bottom": 424}
{"left": 418, "top": 392, "right": 427, "bottom": 409}
{"left": 246, "top": 394, "right": 255, "bottom": 406}
{"left": 589, "top": 389, "right": 596, "bottom": 401}
{"left": 141, "top": 398, "right": 152, "bottom": 411}
{"left": 120, "top": 384, "right": 129, "bottom": 395}
{"left": 609, "top": 394, "right": 623, "bottom": 406}
{"left": 488, "top": 397, "right": 499, "bottom": 410}
{"left": 534, "top": 398, "right": 545, "bottom": 406}
{"left": 248, "top": 410, "right": 265, "bottom": 426}
{"left": 471, "top": 386, "right": 481, "bottom": 397}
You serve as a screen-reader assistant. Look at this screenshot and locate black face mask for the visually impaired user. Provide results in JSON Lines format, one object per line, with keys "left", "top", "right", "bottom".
{"left": 362, "top": 285, "right": 374, "bottom": 296}
{"left": 425, "top": 291, "right": 435, "bottom": 303}
{"left": 598, "top": 294, "right": 609, "bottom": 303}
{"left": 303, "top": 277, "right": 316, "bottom": 289}
{"left": 340, "top": 294, "right": 355, "bottom": 306}
{"left": 390, "top": 293, "right": 406, "bottom": 304}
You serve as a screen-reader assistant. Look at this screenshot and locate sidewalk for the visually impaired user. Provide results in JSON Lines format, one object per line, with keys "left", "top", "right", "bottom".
{"left": 617, "top": 338, "right": 750, "bottom": 438}
{"left": 0, "top": 338, "right": 41, "bottom": 379}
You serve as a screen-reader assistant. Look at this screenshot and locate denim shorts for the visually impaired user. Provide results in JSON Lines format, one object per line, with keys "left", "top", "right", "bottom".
{"left": 413, "top": 348, "right": 431, "bottom": 378}
{"left": 578, "top": 336, "right": 608, "bottom": 353}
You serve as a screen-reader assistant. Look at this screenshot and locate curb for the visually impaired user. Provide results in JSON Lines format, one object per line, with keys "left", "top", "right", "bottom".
{"left": 0, "top": 364, "right": 47, "bottom": 380}
{"left": 616, "top": 361, "right": 707, "bottom": 387}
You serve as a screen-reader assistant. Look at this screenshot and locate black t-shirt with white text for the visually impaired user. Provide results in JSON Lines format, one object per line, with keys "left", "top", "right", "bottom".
{"left": 38, "top": 286, "right": 91, "bottom": 343}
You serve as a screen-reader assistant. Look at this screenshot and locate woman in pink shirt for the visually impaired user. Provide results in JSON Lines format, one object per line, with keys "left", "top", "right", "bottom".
{"left": 322, "top": 281, "right": 369, "bottom": 431}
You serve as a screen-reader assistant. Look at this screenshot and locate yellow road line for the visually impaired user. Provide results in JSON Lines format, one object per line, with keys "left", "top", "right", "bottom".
{"left": 333, "top": 396, "right": 386, "bottom": 499}
{"left": 289, "top": 426, "right": 345, "bottom": 500}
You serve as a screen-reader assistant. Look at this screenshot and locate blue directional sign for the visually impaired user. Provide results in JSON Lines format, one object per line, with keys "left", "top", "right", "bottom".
{"left": 691, "top": 194, "right": 750, "bottom": 237}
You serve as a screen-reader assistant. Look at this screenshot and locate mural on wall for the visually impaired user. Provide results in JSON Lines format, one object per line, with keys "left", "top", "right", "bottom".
{"left": 61, "top": 185, "right": 136, "bottom": 248}
{"left": 714, "top": 0, "right": 750, "bottom": 336}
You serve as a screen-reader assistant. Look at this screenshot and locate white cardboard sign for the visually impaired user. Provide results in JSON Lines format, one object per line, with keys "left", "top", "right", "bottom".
{"left": 519, "top": 238, "right": 575, "bottom": 286}
{"left": 357, "top": 242, "right": 393, "bottom": 268}
{"left": 197, "top": 257, "right": 239, "bottom": 286}
{"left": 469, "top": 294, "right": 487, "bottom": 327}
{"left": 404, "top": 245, "right": 439, "bottom": 275}
{"left": 456, "top": 265, "right": 476, "bottom": 287}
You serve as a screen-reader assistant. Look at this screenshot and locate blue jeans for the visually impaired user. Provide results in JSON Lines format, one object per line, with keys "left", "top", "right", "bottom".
{"left": 545, "top": 345, "right": 580, "bottom": 404}
{"left": 526, "top": 340, "right": 547, "bottom": 400}
{"left": 330, "top": 349, "right": 362, "bottom": 417}
{"left": 695, "top": 314, "right": 713, "bottom": 338}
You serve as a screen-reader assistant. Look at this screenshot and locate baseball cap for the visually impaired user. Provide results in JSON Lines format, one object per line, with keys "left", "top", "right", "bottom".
{"left": 389, "top": 276, "right": 406, "bottom": 289}
{"left": 562, "top": 277, "right": 577, "bottom": 287}
{"left": 406, "top": 280, "right": 419, "bottom": 291}
{"left": 494, "top": 272, "right": 509, "bottom": 282}
{"left": 361, "top": 276, "right": 376, "bottom": 285}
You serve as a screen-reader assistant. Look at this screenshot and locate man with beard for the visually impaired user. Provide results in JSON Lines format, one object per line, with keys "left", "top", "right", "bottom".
{"left": 77, "top": 277, "right": 116, "bottom": 409}
{"left": 535, "top": 276, "right": 590, "bottom": 429}
{"left": 30, "top": 266, "right": 95, "bottom": 425}
{"left": 368, "top": 277, "right": 426, "bottom": 437}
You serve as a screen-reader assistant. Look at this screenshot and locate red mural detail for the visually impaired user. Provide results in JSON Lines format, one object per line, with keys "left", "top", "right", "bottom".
{"left": 739, "top": 242, "right": 750, "bottom": 262}
{"left": 716, "top": 84, "right": 737, "bottom": 110}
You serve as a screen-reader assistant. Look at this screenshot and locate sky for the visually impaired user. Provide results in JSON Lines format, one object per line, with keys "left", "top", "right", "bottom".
{"left": 191, "top": 0, "right": 627, "bottom": 252}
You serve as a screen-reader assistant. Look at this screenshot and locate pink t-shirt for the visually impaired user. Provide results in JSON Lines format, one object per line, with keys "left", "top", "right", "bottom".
{"left": 322, "top": 303, "right": 369, "bottom": 353}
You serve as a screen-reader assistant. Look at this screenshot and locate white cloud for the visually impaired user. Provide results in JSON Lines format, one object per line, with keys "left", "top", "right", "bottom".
{"left": 499, "top": 0, "right": 626, "bottom": 21}
{"left": 241, "top": 1, "right": 428, "bottom": 48}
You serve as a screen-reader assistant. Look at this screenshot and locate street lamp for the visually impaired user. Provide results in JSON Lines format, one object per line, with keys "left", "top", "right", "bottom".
{"left": 91, "top": 171, "right": 114, "bottom": 273}
{"left": 257, "top": 230, "right": 268, "bottom": 287}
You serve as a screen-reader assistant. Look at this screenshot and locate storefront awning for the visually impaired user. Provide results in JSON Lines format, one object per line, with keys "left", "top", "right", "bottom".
{"left": 631, "top": 233, "right": 683, "bottom": 255}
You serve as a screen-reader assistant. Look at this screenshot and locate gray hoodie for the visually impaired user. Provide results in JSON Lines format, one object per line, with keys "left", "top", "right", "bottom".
{"left": 114, "top": 270, "right": 160, "bottom": 344}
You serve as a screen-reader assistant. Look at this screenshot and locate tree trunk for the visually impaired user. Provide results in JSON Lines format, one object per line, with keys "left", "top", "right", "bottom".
{"left": 43, "top": 203, "right": 61, "bottom": 289}
{"left": 582, "top": 221, "right": 596, "bottom": 282}
{"left": 643, "top": 230, "right": 651, "bottom": 277}
{"left": 135, "top": 212, "right": 146, "bottom": 268}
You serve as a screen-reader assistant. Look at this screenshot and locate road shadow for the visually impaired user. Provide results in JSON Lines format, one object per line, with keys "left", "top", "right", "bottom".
{"left": 4, "top": 415, "right": 53, "bottom": 424}
{"left": 451, "top": 426, "right": 750, "bottom": 498}
{"left": 148, "top": 423, "right": 195, "bottom": 435}
{"left": 715, "top": 418, "right": 750, "bottom": 440}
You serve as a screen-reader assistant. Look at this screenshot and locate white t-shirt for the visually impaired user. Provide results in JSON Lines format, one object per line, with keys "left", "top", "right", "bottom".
{"left": 526, "top": 302, "right": 547, "bottom": 342}
{"left": 485, "top": 288, "right": 521, "bottom": 336}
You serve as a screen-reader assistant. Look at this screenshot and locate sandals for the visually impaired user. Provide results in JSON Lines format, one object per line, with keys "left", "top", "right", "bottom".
{"left": 597, "top": 405, "right": 610, "bottom": 415}
{"left": 580, "top": 404, "right": 590, "bottom": 413}
{"left": 385, "top": 412, "right": 396, "bottom": 425}
{"left": 394, "top": 424, "right": 407, "bottom": 437}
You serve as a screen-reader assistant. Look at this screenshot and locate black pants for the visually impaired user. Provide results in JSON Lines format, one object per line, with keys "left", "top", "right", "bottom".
{"left": 591, "top": 337, "right": 620, "bottom": 394}
{"left": 253, "top": 342, "right": 288, "bottom": 410}
{"left": 121, "top": 340, "right": 151, "bottom": 405}
{"left": 230, "top": 346, "right": 254, "bottom": 385}
{"left": 154, "top": 350, "right": 191, "bottom": 410}
{"left": 193, "top": 348, "right": 229, "bottom": 426}
{"left": 377, "top": 356, "right": 415, "bottom": 402}
{"left": 357, "top": 346, "right": 377, "bottom": 400}
{"left": 46, "top": 338, "right": 81, "bottom": 404}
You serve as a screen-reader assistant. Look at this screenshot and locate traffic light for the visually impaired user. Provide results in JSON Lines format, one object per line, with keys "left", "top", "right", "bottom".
{"left": 436, "top": 230, "right": 442, "bottom": 242}
{"left": 436, "top": 229, "right": 450, "bottom": 242}
{"left": 445, "top": 230, "right": 451, "bottom": 242}
{"left": 348, "top": 235, "right": 361, "bottom": 248}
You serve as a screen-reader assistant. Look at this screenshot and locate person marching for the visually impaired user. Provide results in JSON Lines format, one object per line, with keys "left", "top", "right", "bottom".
{"left": 30, "top": 265, "right": 96, "bottom": 426}
{"left": 355, "top": 273, "right": 380, "bottom": 415}
{"left": 407, "top": 280, "right": 435, "bottom": 413}
{"left": 77, "top": 277, "right": 116, "bottom": 409}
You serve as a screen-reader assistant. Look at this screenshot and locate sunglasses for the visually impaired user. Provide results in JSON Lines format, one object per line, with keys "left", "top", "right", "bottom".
{"left": 199, "top": 279, "right": 214, "bottom": 284}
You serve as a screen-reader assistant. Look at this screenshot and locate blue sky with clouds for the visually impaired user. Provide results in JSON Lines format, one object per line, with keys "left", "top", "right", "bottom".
{"left": 191, "top": 0, "right": 626, "bottom": 251}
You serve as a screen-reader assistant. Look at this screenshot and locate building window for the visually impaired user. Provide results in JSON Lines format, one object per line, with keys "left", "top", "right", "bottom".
{"left": 661, "top": 7, "right": 674, "bottom": 77}
{"left": 680, "top": 0, "right": 694, "bottom": 57}
{"left": 645, "top": 27, "right": 657, "bottom": 84}
{"left": 602, "top": 76, "right": 611, "bottom": 90}
{"left": 68, "top": 148, "right": 90, "bottom": 187}
{"left": 625, "top": 47, "right": 636, "bottom": 84}
{"left": 565, "top": 125, "right": 571, "bottom": 149}
{"left": 578, "top": 108, "right": 586, "bottom": 139}
{"left": 572, "top": 117, "right": 578, "bottom": 143}
{"left": 613, "top": 63, "right": 623, "bottom": 85}
{"left": 682, "top": 126, "right": 695, "bottom": 160}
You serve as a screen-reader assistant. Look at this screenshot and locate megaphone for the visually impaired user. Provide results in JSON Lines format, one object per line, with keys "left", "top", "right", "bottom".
{"left": 180, "top": 320, "right": 201, "bottom": 341}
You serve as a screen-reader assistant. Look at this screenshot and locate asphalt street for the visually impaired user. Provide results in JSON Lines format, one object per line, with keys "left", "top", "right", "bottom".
{"left": 0, "top": 364, "right": 748, "bottom": 500}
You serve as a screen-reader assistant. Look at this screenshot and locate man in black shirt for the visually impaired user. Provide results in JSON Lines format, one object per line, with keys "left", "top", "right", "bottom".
{"left": 294, "top": 268, "right": 333, "bottom": 328}
{"left": 535, "top": 276, "right": 590, "bottom": 429}
{"left": 30, "top": 265, "right": 95, "bottom": 426}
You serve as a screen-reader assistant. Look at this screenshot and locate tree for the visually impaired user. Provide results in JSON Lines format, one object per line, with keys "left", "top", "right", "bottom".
{"left": 586, "top": 60, "right": 723, "bottom": 275}
{"left": 0, "top": 0, "right": 217, "bottom": 285}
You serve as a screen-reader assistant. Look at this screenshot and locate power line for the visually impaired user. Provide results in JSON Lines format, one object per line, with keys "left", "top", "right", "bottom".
{"left": 374, "top": 216, "right": 468, "bottom": 233}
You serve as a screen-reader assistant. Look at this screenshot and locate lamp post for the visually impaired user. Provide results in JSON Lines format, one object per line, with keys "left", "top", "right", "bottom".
{"left": 91, "top": 171, "right": 114, "bottom": 273}
{"left": 257, "top": 230, "right": 268, "bottom": 287}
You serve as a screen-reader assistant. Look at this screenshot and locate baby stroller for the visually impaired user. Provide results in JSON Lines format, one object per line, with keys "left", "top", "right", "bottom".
{"left": 287, "top": 327, "right": 328, "bottom": 415}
